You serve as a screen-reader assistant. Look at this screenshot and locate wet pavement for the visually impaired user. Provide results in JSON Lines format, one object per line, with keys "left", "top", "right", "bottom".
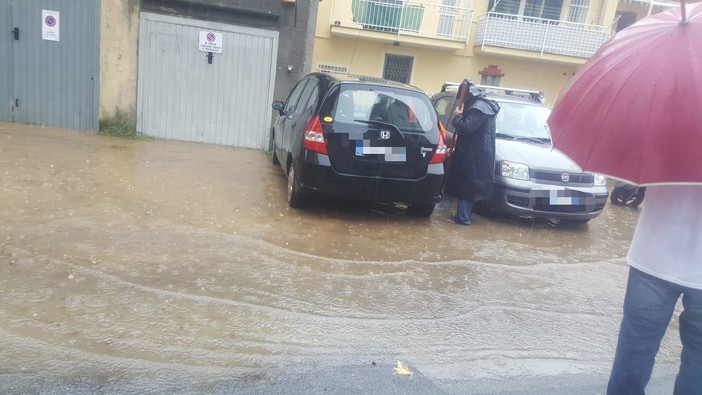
{"left": 0, "top": 123, "right": 682, "bottom": 394}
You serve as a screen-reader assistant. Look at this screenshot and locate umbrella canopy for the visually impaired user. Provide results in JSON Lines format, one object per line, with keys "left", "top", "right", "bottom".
{"left": 548, "top": 2, "right": 702, "bottom": 185}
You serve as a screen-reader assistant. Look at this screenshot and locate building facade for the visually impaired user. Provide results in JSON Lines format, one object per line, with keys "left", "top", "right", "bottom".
{"left": 312, "top": 0, "right": 628, "bottom": 106}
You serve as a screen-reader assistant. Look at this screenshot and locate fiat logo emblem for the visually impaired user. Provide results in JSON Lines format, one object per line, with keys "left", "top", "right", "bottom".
{"left": 561, "top": 173, "right": 570, "bottom": 183}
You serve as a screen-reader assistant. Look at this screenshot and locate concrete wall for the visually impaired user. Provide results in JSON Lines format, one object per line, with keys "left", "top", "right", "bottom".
{"left": 100, "top": 0, "right": 140, "bottom": 123}
{"left": 274, "top": 1, "right": 319, "bottom": 103}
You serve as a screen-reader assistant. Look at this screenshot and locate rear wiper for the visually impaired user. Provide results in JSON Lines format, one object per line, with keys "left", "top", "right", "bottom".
{"left": 354, "top": 119, "right": 405, "bottom": 138}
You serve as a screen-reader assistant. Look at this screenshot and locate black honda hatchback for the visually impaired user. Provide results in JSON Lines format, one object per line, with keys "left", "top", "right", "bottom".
{"left": 271, "top": 73, "right": 446, "bottom": 217}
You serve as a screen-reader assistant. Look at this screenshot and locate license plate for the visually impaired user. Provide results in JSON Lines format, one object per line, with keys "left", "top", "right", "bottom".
{"left": 549, "top": 189, "right": 579, "bottom": 205}
{"left": 354, "top": 141, "right": 406, "bottom": 162}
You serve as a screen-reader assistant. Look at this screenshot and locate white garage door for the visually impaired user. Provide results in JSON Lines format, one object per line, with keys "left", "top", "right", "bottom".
{"left": 137, "top": 12, "right": 278, "bottom": 149}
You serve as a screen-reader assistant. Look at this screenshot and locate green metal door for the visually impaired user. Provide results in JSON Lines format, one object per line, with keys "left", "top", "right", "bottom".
{"left": 1, "top": 0, "right": 100, "bottom": 131}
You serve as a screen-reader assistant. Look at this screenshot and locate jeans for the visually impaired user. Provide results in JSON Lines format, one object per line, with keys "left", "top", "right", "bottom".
{"left": 455, "top": 199, "right": 473, "bottom": 224}
{"left": 607, "top": 267, "right": 702, "bottom": 395}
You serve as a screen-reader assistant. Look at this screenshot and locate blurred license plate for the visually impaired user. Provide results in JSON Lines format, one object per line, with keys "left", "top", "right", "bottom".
{"left": 550, "top": 189, "right": 579, "bottom": 205}
{"left": 355, "top": 143, "right": 406, "bottom": 162}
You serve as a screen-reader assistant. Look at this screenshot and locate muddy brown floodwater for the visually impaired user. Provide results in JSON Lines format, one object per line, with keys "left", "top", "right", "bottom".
{"left": 0, "top": 123, "right": 681, "bottom": 392}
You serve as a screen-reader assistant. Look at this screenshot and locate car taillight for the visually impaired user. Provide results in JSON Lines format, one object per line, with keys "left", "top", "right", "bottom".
{"left": 429, "top": 132, "right": 447, "bottom": 164}
{"left": 302, "top": 116, "right": 328, "bottom": 155}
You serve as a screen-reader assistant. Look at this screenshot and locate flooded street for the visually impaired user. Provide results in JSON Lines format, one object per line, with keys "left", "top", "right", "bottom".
{"left": 0, "top": 123, "right": 681, "bottom": 393}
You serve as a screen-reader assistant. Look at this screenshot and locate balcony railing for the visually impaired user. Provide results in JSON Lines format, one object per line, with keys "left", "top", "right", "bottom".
{"left": 620, "top": 0, "right": 679, "bottom": 7}
{"left": 330, "top": 0, "right": 474, "bottom": 43}
{"left": 474, "top": 12, "right": 613, "bottom": 58}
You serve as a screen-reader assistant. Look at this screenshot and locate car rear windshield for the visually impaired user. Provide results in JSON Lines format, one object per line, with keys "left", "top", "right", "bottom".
{"left": 495, "top": 101, "right": 551, "bottom": 140}
{"left": 323, "top": 85, "right": 437, "bottom": 133}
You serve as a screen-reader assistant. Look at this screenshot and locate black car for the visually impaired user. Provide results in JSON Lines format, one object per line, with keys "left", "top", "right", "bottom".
{"left": 271, "top": 73, "right": 447, "bottom": 217}
{"left": 432, "top": 83, "right": 609, "bottom": 224}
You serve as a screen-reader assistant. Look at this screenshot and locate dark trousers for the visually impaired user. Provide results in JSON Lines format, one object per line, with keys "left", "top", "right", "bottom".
{"left": 607, "top": 267, "right": 702, "bottom": 395}
{"left": 455, "top": 199, "right": 473, "bottom": 224}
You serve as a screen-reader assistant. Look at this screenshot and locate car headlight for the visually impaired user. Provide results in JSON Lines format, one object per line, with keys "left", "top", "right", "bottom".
{"left": 594, "top": 174, "right": 607, "bottom": 186}
{"left": 501, "top": 160, "right": 530, "bottom": 181}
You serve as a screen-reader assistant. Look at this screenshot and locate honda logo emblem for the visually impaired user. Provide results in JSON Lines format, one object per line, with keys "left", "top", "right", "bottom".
{"left": 561, "top": 173, "right": 570, "bottom": 183}
{"left": 379, "top": 131, "right": 391, "bottom": 140}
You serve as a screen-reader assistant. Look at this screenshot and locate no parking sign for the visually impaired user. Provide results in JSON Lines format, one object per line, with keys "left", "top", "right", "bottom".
{"left": 199, "top": 31, "right": 223, "bottom": 53}
{"left": 42, "top": 9, "right": 60, "bottom": 41}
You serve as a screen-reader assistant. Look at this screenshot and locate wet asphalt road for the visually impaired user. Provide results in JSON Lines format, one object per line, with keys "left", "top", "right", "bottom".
{"left": 0, "top": 123, "right": 681, "bottom": 394}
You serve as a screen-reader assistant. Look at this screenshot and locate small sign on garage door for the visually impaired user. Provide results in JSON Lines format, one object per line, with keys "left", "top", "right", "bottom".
{"left": 198, "top": 31, "right": 222, "bottom": 53}
{"left": 42, "top": 9, "right": 60, "bottom": 41}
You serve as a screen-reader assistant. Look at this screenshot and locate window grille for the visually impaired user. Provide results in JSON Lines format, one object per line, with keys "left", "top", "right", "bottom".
{"left": 383, "top": 54, "right": 413, "bottom": 84}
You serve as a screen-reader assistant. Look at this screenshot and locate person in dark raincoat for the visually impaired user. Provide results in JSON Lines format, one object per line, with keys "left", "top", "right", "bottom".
{"left": 445, "top": 82, "right": 500, "bottom": 225}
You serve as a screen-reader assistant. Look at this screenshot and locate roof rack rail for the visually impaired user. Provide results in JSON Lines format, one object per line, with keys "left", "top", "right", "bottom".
{"left": 440, "top": 81, "right": 467, "bottom": 92}
{"left": 440, "top": 81, "right": 544, "bottom": 104}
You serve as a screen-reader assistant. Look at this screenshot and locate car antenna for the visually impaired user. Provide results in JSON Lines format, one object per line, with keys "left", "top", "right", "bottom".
{"left": 347, "top": 24, "right": 363, "bottom": 75}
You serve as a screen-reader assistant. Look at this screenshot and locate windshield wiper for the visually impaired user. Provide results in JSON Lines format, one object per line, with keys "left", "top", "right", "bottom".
{"left": 496, "top": 132, "right": 517, "bottom": 140}
{"left": 497, "top": 132, "right": 549, "bottom": 145}
{"left": 514, "top": 136, "right": 550, "bottom": 144}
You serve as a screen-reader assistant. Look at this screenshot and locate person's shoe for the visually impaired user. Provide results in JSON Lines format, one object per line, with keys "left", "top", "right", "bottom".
{"left": 452, "top": 216, "right": 471, "bottom": 225}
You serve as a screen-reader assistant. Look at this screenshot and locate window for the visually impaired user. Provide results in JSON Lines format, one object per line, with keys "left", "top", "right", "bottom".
{"left": 284, "top": 80, "right": 309, "bottom": 115}
{"left": 489, "top": 0, "right": 563, "bottom": 21}
{"left": 328, "top": 86, "right": 436, "bottom": 133}
{"left": 496, "top": 102, "right": 551, "bottom": 139}
{"left": 433, "top": 96, "right": 455, "bottom": 127}
{"left": 438, "top": 0, "right": 459, "bottom": 37}
{"left": 567, "top": 0, "right": 589, "bottom": 24}
{"left": 434, "top": 96, "right": 453, "bottom": 118}
{"left": 615, "top": 11, "right": 637, "bottom": 32}
{"left": 297, "top": 79, "right": 320, "bottom": 118}
{"left": 383, "top": 54, "right": 413, "bottom": 84}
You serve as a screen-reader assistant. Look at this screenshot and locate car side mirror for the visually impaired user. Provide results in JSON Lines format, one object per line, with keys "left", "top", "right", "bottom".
{"left": 272, "top": 101, "right": 285, "bottom": 116}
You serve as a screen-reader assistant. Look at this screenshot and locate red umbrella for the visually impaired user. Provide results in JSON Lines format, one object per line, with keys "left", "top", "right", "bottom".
{"left": 548, "top": 1, "right": 702, "bottom": 185}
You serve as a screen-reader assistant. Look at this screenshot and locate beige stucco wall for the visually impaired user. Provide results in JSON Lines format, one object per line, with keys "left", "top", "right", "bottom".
{"left": 313, "top": 0, "right": 620, "bottom": 107}
{"left": 313, "top": 37, "right": 577, "bottom": 107}
{"left": 99, "top": 0, "right": 140, "bottom": 122}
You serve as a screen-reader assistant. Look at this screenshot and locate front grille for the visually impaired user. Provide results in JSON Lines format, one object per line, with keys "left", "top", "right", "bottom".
{"left": 533, "top": 170, "right": 593, "bottom": 184}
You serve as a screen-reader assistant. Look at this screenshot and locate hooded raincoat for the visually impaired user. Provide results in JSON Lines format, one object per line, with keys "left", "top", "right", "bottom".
{"left": 445, "top": 95, "right": 500, "bottom": 202}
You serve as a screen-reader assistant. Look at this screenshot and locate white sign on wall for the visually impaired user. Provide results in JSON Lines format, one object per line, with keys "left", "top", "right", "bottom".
{"left": 42, "top": 10, "right": 60, "bottom": 41}
{"left": 198, "top": 31, "right": 223, "bottom": 53}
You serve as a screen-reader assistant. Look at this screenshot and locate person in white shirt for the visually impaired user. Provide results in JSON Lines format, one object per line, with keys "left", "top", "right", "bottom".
{"left": 607, "top": 185, "right": 702, "bottom": 395}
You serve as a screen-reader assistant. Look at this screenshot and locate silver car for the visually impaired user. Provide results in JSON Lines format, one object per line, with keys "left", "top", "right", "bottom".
{"left": 431, "top": 84, "right": 608, "bottom": 224}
